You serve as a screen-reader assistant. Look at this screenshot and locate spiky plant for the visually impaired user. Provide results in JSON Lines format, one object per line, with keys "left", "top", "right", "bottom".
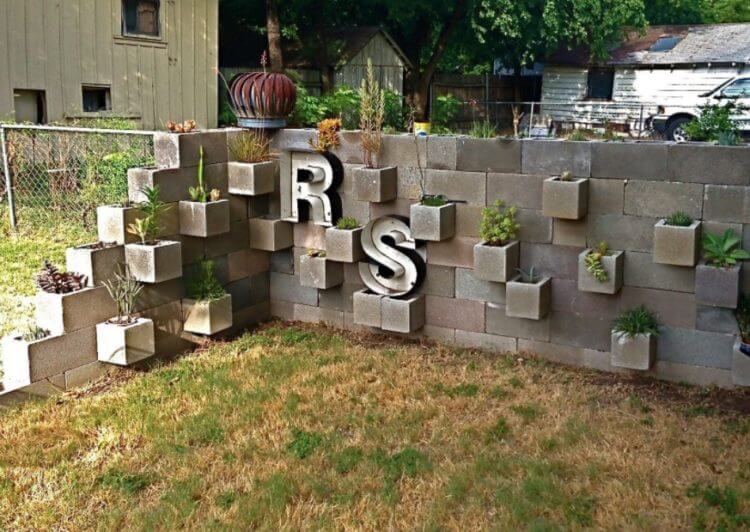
{"left": 21, "top": 325, "right": 50, "bottom": 342}
{"left": 36, "top": 261, "right": 87, "bottom": 294}
{"left": 229, "top": 131, "right": 272, "bottom": 163}
{"left": 665, "top": 211, "right": 693, "bottom": 227}
{"left": 469, "top": 120, "right": 496, "bottom": 139}
{"left": 103, "top": 264, "right": 144, "bottom": 325}
{"left": 360, "top": 59, "right": 385, "bottom": 168}
{"left": 127, "top": 185, "right": 170, "bottom": 244}
{"left": 186, "top": 259, "right": 226, "bottom": 301}
{"left": 702, "top": 229, "right": 750, "bottom": 268}
{"left": 613, "top": 306, "right": 659, "bottom": 339}
{"left": 516, "top": 267, "right": 539, "bottom": 284}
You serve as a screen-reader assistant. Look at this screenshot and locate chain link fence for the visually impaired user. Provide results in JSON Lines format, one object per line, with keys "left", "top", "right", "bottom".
{"left": 1, "top": 124, "right": 155, "bottom": 233}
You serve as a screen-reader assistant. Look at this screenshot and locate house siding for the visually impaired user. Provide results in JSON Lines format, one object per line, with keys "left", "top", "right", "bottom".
{"left": 335, "top": 33, "right": 406, "bottom": 94}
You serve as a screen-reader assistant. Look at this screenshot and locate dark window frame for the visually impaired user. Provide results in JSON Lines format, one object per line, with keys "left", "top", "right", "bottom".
{"left": 82, "top": 85, "right": 112, "bottom": 113}
{"left": 121, "top": 0, "right": 161, "bottom": 39}
{"left": 13, "top": 89, "right": 47, "bottom": 124}
{"left": 586, "top": 68, "right": 615, "bottom": 101}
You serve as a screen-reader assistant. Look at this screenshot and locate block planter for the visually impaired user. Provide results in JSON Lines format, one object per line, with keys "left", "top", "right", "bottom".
{"left": 578, "top": 249, "right": 624, "bottom": 295}
{"left": 506, "top": 276, "right": 551, "bottom": 320}
{"left": 542, "top": 176, "right": 589, "bottom": 220}
{"left": 299, "top": 255, "right": 344, "bottom": 289}
{"left": 410, "top": 202, "right": 456, "bottom": 241}
{"left": 35, "top": 286, "right": 117, "bottom": 335}
{"left": 124, "top": 240, "right": 183, "bottom": 283}
{"left": 473, "top": 241, "right": 520, "bottom": 283}
{"left": 353, "top": 166, "right": 397, "bottom": 203}
{"left": 249, "top": 216, "right": 293, "bottom": 251}
{"left": 610, "top": 332, "right": 657, "bottom": 371}
{"left": 228, "top": 160, "right": 276, "bottom": 196}
{"left": 353, "top": 289, "right": 383, "bottom": 328}
{"left": 382, "top": 294, "right": 425, "bottom": 333}
{"left": 653, "top": 219, "right": 701, "bottom": 266}
{"left": 96, "top": 318, "right": 155, "bottom": 366}
{"left": 695, "top": 262, "right": 741, "bottom": 309}
{"left": 97, "top": 204, "right": 140, "bottom": 245}
{"left": 325, "top": 227, "right": 365, "bottom": 263}
{"left": 178, "top": 200, "right": 231, "bottom": 238}
{"left": 732, "top": 338, "right": 750, "bottom": 387}
{"left": 182, "top": 294, "right": 233, "bottom": 335}
{"left": 65, "top": 242, "right": 125, "bottom": 287}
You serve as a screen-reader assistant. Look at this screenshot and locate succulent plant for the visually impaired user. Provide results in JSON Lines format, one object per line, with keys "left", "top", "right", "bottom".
{"left": 36, "top": 261, "right": 87, "bottom": 294}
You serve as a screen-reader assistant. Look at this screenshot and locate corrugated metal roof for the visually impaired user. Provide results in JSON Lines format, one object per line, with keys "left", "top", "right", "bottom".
{"left": 547, "top": 23, "right": 750, "bottom": 66}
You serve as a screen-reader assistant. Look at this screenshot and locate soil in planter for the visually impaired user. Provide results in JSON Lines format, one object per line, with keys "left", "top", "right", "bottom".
{"left": 79, "top": 241, "right": 118, "bottom": 250}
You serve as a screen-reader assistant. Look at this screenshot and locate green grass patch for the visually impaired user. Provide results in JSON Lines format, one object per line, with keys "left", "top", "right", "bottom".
{"left": 287, "top": 429, "right": 324, "bottom": 459}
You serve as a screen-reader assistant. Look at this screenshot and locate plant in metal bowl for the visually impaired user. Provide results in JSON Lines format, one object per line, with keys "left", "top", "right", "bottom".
{"left": 612, "top": 306, "right": 659, "bottom": 339}
{"left": 702, "top": 229, "right": 750, "bottom": 268}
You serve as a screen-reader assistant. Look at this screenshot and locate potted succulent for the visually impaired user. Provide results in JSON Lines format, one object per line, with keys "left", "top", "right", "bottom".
{"left": 97, "top": 265, "right": 155, "bottom": 366}
{"left": 409, "top": 136, "right": 455, "bottom": 241}
{"left": 325, "top": 217, "right": 365, "bottom": 263}
{"left": 125, "top": 185, "right": 183, "bottom": 283}
{"left": 66, "top": 240, "right": 124, "bottom": 287}
{"left": 506, "top": 267, "right": 551, "bottom": 320}
{"left": 1, "top": 325, "right": 53, "bottom": 389}
{"left": 473, "top": 200, "right": 520, "bottom": 283}
{"left": 733, "top": 295, "right": 750, "bottom": 386}
{"left": 653, "top": 211, "right": 701, "bottom": 266}
{"left": 695, "top": 229, "right": 749, "bottom": 308}
{"left": 182, "top": 259, "right": 233, "bottom": 336}
{"left": 179, "top": 146, "right": 230, "bottom": 237}
{"left": 542, "top": 170, "right": 589, "bottom": 220}
{"left": 227, "top": 130, "right": 276, "bottom": 196}
{"left": 34, "top": 260, "right": 116, "bottom": 335}
{"left": 353, "top": 60, "right": 398, "bottom": 204}
{"left": 299, "top": 249, "right": 344, "bottom": 289}
{"left": 578, "top": 241, "right": 624, "bottom": 294}
{"left": 610, "top": 306, "right": 659, "bottom": 370}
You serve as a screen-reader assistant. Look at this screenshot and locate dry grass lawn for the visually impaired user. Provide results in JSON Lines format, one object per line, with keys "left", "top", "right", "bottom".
{"left": 0, "top": 322, "right": 749, "bottom": 530}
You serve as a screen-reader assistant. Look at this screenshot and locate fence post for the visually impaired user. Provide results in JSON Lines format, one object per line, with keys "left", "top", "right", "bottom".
{"left": 0, "top": 126, "right": 16, "bottom": 230}
{"left": 528, "top": 102, "right": 535, "bottom": 138}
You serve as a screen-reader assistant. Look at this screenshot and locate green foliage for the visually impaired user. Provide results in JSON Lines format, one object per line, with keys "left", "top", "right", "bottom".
{"left": 516, "top": 266, "right": 539, "bottom": 284}
{"left": 332, "top": 446, "right": 364, "bottom": 474}
{"left": 613, "top": 306, "right": 659, "bottom": 339}
{"left": 684, "top": 103, "right": 741, "bottom": 142}
{"left": 286, "top": 429, "right": 324, "bottom": 459}
{"left": 584, "top": 242, "right": 610, "bottom": 283}
{"left": 510, "top": 403, "right": 543, "bottom": 423}
{"left": 480, "top": 200, "right": 519, "bottom": 246}
{"left": 735, "top": 294, "right": 750, "bottom": 343}
{"left": 702, "top": 229, "right": 750, "bottom": 268}
{"left": 486, "top": 417, "right": 511, "bottom": 442}
{"left": 646, "top": 0, "right": 750, "bottom": 24}
{"left": 335, "top": 217, "right": 360, "bottom": 230}
{"left": 687, "top": 482, "right": 750, "bottom": 529}
{"left": 716, "top": 130, "right": 740, "bottom": 146}
{"left": 99, "top": 468, "right": 152, "bottom": 495}
{"left": 664, "top": 211, "right": 694, "bottom": 227}
{"left": 188, "top": 146, "right": 209, "bottom": 202}
{"left": 373, "top": 447, "right": 431, "bottom": 484}
{"left": 186, "top": 259, "right": 226, "bottom": 301}
{"left": 431, "top": 94, "right": 461, "bottom": 133}
{"left": 218, "top": 98, "right": 237, "bottom": 127}
{"left": 421, "top": 195, "right": 448, "bottom": 207}
{"left": 469, "top": 120, "right": 497, "bottom": 139}
{"left": 127, "top": 185, "right": 170, "bottom": 244}
{"left": 103, "top": 264, "right": 143, "bottom": 322}
{"left": 82, "top": 149, "right": 154, "bottom": 208}
{"left": 228, "top": 131, "right": 271, "bottom": 163}
{"left": 21, "top": 325, "right": 50, "bottom": 342}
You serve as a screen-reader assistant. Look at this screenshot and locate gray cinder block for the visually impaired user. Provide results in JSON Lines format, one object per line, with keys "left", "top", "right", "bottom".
{"left": 653, "top": 219, "right": 701, "bottom": 267}
{"left": 611, "top": 332, "right": 656, "bottom": 370}
{"left": 66, "top": 243, "right": 125, "bottom": 287}
{"left": 410, "top": 202, "right": 456, "bottom": 241}
{"left": 732, "top": 339, "right": 750, "bottom": 387}
{"left": 124, "top": 241, "right": 183, "bottom": 283}
{"left": 97, "top": 204, "right": 141, "bottom": 245}
{"left": 178, "top": 200, "right": 231, "bottom": 238}
{"left": 228, "top": 160, "right": 276, "bottom": 196}
{"left": 578, "top": 249, "right": 624, "bottom": 295}
{"left": 542, "top": 176, "right": 588, "bottom": 220}
{"left": 96, "top": 318, "right": 155, "bottom": 366}
{"left": 154, "top": 130, "right": 228, "bottom": 168}
{"left": 270, "top": 272, "right": 318, "bottom": 306}
{"left": 382, "top": 294, "right": 425, "bottom": 333}
{"left": 182, "top": 294, "right": 233, "bottom": 335}
{"left": 325, "top": 227, "right": 365, "bottom": 263}
{"left": 506, "top": 276, "right": 551, "bottom": 320}
{"left": 353, "top": 166, "right": 397, "bottom": 203}
{"left": 35, "top": 286, "right": 117, "bottom": 335}
{"left": 473, "top": 241, "right": 519, "bottom": 283}
{"left": 249, "top": 217, "right": 293, "bottom": 251}
{"left": 353, "top": 289, "right": 383, "bottom": 328}
{"left": 695, "top": 262, "right": 741, "bottom": 309}
{"left": 299, "top": 254, "right": 344, "bottom": 289}
{"left": 128, "top": 167, "right": 189, "bottom": 203}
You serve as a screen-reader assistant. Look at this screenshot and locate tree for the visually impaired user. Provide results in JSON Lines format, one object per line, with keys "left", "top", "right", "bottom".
{"left": 266, "top": 0, "right": 284, "bottom": 71}
{"left": 645, "top": 0, "right": 750, "bottom": 23}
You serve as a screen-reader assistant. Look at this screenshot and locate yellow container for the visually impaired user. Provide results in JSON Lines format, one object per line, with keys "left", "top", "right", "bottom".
{"left": 414, "top": 121, "right": 431, "bottom": 136}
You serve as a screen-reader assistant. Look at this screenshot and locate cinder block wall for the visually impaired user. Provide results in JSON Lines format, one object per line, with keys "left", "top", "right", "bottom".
{"left": 268, "top": 129, "right": 750, "bottom": 388}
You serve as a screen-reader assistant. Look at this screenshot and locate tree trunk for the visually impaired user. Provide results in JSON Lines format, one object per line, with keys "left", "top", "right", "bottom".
{"left": 266, "top": 0, "right": 284, "bottom": 72}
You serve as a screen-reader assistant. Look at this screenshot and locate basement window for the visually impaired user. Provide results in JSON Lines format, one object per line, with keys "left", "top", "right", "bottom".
{"left": 82, "top": 86, "right": 112, "bottom": 112}
{"left": 122, "top": 0, "right": 160, "bottom": 38}
{"left": 586, "top": 68, "right": 614, "bottom": 100}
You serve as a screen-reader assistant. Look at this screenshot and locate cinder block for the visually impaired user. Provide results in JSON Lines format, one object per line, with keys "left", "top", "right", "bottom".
{"left": 551, "top": 279, "right": 621, "bottom": 321}
{"left": 353, "top": 166, "right": 397, "bottom": 202}
{"left": 419, "top": 264, "right": 456, "bottom": 297}
{"left": 249, "top": 217, "right": 293, "bottom": 251}
{"left": 66, "top": 243, "right": 125, "bottom": 287}
{"left": 586, "top": 214, "right": 656, "bottom": 252}
{"left": 227, "top": 250, "right": 250, "bottom": 282}
{"left": 611, "top": 332, "right": 656, "bottom": 370}
{"left": 352, "top": 289, "right": 383, "bottom": 328}
{"left": 370, "top": 198, "right": 412, "bottom": 219}
{"left": 293, "top": 304, "right": 345, "bottom": 328}
{"left": 137, "top": 301, "right": 191, "bottom": 357}
{"left": 517, "top": 209, "right": 553, "bottom": 244}
{"left": 133, "top": 278, "right": 183, "bottom": 312}
{"left": 456, "top": 138, "right": 521, "bottom": 173}
{"left": 590, "top": 142, "right": 668, "bottom": 180}
{"left": 425, "top": 295, "right": 484, "bottom": 332}
{"left": 521, "top": 139, "right": 591, "bottom": 177}
{"left": 325, "top": 227, "right": 365, "bottom": 263}
{"left": 455, "top": 267, "right": 504, "bottom": 303}
{"left": 178, "top": 200, "right": 231, "bottom": 238}
{"left": 182, "top": 294, "right": 233, "bottom": 335}
{"left": 703, "top": 185, "right": 750, "bottom": 223}
{"left": 486, "top": 173, "right": 543, "bottom": 210}
{"left": 227, "top": 160, "right": 276, "bottom": 196}
{"left": 542, "top": 177, "right": 588, "bottom": 220}
{"left": 578, "top": 249, "right": 624, "bottom": 295}
{"left": 205, "top": 220, "right": 250, "bottom": 257}
{"left": 270, "top": 272, "right": 318, "bottom": 306}
{"left": 96, "top": 318, "right": 155, "bottom": 366}
{"left": 505, "top": 277, "right": 551, "bottom": 320}
{"left": 382, "top": 294, "right": 425, "bottom": 333}
{"left": 486, "top": 303, "right": 550, "bottom": 341}
{"left": 270, "top": 128, "right": 316, "bottom": 152}
{"left": 270, "top": 299, "right": 295, "bottom": 320}
{"left": 473, "top": 241, "right": 519, "bottom": 283}
{"left": 549, "top": 311, "right": 613, "bottom": 351}
{"left": 319, "top": 283, "right": 362, "bottom": 312}
{"left": 588, "top": 178, "right": 624, "bottom": 214}
{"left": 331, "top": 130, "right": 364, "bottom": 165}
{"left": 247, "top": 195, "right": 270, "bottom": 219}
{"left": 176, "top": 235, "right": 206, "bottom": 265}
{"left": 293, "top": 222, "right": 328, "bottom": 250}
{"left": 518, "top": 339, "right": 613, "bottom": 373}
{"left": 396, "top": 167, "right": 422, "bottom": 199}
{"left": 378, "top": 135, "right": 426, "bottom": 168}
{"left": 624, "top": 180, "right": 704, "bottom": 219}
{"left": 342, "top": 197, "right": 371, "bottom": 224}
{"left": 653, "top": 219, "right": 701, "bottom": 267}
{"left": 553, "top": 219, "right": 587, "bottom": 247}
{"left": 454, "top": 330, "right": 517, "bottom": 353}
{"left": 427, "top": 136, "right": 458, "bottom": 170}
{"left": 183, "top": 255, "right": 229, "bottom": 286}
{"left": 35, "top": 286, "right": 117, "bottom": 335}
{"left": 668, "top": 144, "right": 750, "bottom": 186}
{"left": 624, "top": 251, "right": 695, "bottom": 292}
{"left": 270, "top": 249, "right": 294, "bottom": 274}
{"left": 658, "top": 326, "right": 735, "bottom": 369}
{"left": 695, "top": 262, "right": 741, "bottom": 309}
{"left": 299, "top": 255, "right": 344, "bottom": 289}
{"left": 619, "top": 286, "right": 696, "bottom": 328}
{"left": 410, "top": 202, "right": 456, "bottom": 241}
{"left": 64, "top": 361, "right": 112, "bottom": 390}
{"left": 454, "top": 204, "right": 482, "bottom": 238}
{"left": 124, "top": 241, "right": 183, "bottom": 283}
{"left": 426, "top": 237, "right": 479, "bottom": 268}
{"left": 154, "top": 130, "right": 228, "bottom": 168}
{"left": 425, "top": 169, "right": 486, "bottom": 204}
{"left": 696, "top": 305, "right": 739, "bottom": 334}
{"left": 128, "top": 167, "right": 190, "bottom": 203}
{"left": 97, "top": 204, "right": 140, "bottom": 245}
{"left": 732, "top": 339, "right": 750, "bottom": 387}
{"left": 521, "top": 243, "right": 580, "bottom": 280}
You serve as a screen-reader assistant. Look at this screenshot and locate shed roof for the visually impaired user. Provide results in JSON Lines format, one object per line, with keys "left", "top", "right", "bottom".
{"left": 547, "top": 23, "right": 750, "bottom": 67}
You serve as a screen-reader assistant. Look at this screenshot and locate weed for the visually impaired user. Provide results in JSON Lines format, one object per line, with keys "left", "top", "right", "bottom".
{"left": 216, "top": 490, "right": 238, "bottom": 509}
{"left": 287, "top": 429, "right": 324, "bottom": 459}
{"left": 487, "top": 417, "right": 511, "bottom": 442}
{"left": 332, "top": 447, "right": 364, "bottom": 474}
{"left": 508, "top": 376, "right": 525, "bottom": 389}
{"left": 511, "top": 403, "right": 543, "bottom": 423}
{"left": 99, "top": 468, "right": 152, "bottom": 495}
{"left": 446, "top": 383, "right": 479, "bottom": 398}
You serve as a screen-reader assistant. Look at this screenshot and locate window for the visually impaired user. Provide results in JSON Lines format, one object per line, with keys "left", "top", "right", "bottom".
{"left": 720, "top": 78, "right": 750, "bottom": 98}
{"left": 586, "top": 68, "right": 614, "bottom": 100}
{"left": 649, "top": 36, "right": 682, "bottom": 53}
{"left": 82, "top": 86, "right": 112, "bottom": 112}
{"left": 122, "top": 0, "right": 160, "bottom": 38}
{"left": 13, "top": 90, "right": 47, "bottom": 124}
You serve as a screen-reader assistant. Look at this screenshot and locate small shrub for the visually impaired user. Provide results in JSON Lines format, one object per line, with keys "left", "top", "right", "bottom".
{"left": 332, "top": 446, "right": 364, "bottom": 474}
{"left": 99, "top": 468, "right": 152, "bottom": 495}
{"left": 229, "top": 131, "right": 271, "bottom": 163}
{"left": 186, "top": 259, "right": 226, "bottom": 301}
{"left": 469, "top": 120, "right": 497, "bottom": 139}
{"left": 702, "top": 229, "right": 750, "bottom": 268}
{"left": 335, "top": 217, "right": 360, "bottom": 230}
{"left": 613, "top": 306, "right": 659, "bottom": 339}
{"left": 665, "top": 211, "right": 694, "bottom": 227}
{"left": 309, "top": 118, "right": 341, "bottom": 153}
{"left": 480, "top": 200, "right": 519, "bottom": 246}
{"left": 584, "top": 241, "right": 610, "bottom": 282}
{"left": 36, "top": 261, "right": 87, "bottom": 294}
{"left": 431, "top": 94, "right": 460, "bottom": 134}
{"left": 684, "top": 103, "right": 741, "bottom": 142}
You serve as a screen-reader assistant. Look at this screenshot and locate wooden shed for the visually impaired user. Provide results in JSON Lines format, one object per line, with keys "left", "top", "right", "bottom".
{"left": 0, "top": 0, "right": 219, "bottom": 129}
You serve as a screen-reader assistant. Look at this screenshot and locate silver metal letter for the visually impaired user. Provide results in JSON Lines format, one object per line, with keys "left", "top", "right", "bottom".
{"left": 280, "top": 150, "right": 342, "bottom": 226}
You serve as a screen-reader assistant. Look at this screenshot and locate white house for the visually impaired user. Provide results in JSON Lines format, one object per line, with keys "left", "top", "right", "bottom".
{"left": 539, "top": 23, "right": 750, "bottom": 138}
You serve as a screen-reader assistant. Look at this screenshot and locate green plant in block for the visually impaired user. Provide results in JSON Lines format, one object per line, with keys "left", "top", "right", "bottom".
{"left": 702, "top": 229, "right": 750, "bottom": 268}
{"left": 479, "top": 200, "right": 519, "bottom": 246}
{"left": 585, "top": 241, "right": 611, "bottom": 282}
{"left": 186, "top": 259, "right": 226, "bottom": 301}
{"left": 103, "top": 264, "right": 143, "bottom": 325}
{"left": 229, "top": 131, "right": 271, "bottom": 163}
{"left": 613, "top": 306, "right": 659, "bottom": 339}
{"left": 664, "top": 211, "right": 694, "bottom": 227}
{"left": 335, "top": 217, "right": 360, "bottom": 230}
{"left": 21, "top": 325, "right": 50, "bottom": 342}
{"left": 188, "top": 146, "right": 220, "bottom": 203}
{"left": 469, "top": 120, "right": 497, "bottom": 139}
{"left": 515, "top": 266, "right": 539, "bottom": 284}
{"left": 127, "top": 185, "right": 170, "bottom": 244}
